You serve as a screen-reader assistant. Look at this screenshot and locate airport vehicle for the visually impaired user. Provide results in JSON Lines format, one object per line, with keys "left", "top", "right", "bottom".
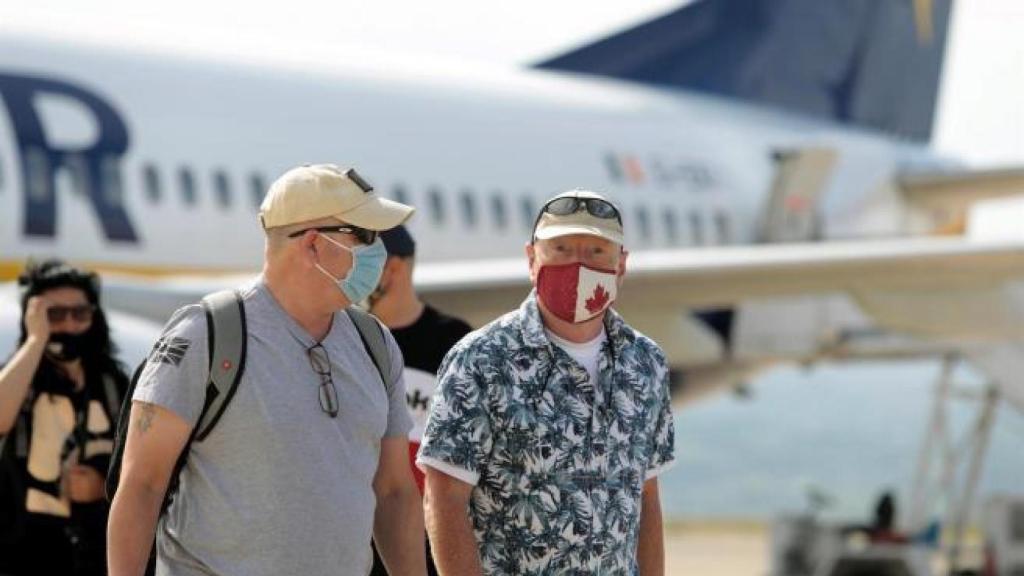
{"left": 982, "top": 495, "right": 1024, "bottom": 576}
{"left": 1, "top": 0, "right": 1022, "bottom": 570}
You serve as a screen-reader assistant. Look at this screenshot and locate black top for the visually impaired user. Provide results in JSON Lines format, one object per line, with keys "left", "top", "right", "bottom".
{"left": 0, "top": 358, "right": 127, "bottom": 576}
{"left": 390, "top": 305, "right": 472, "bottom": 376}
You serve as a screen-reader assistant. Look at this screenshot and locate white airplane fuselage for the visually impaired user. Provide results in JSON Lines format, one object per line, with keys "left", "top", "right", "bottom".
{"left": 0, "top": 37, "right": 950, "bottom": 277}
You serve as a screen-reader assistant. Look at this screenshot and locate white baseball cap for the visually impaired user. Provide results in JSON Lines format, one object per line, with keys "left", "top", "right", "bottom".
{"left": 533, "top": 189, "right": 624, "bottom": 245}
{"left": 259, "top": 164, "right": 414, "bottom": 230}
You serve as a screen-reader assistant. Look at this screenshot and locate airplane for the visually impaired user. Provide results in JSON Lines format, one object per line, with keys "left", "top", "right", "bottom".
{"left": 2, "top": 0, "right": 1024, "bottom": 565}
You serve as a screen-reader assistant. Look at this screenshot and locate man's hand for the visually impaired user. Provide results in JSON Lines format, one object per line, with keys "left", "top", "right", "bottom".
{"left": 372, "top": 437, "right": 427, "bottom": 576}
{"left": 424, "top": 467, "right": 483, "bottom": 576}
{"left": 23, "top": 296, "right": 51, "bottom": 344}
{"left": 637, "top": 478, "right": 665, "bottom": 576}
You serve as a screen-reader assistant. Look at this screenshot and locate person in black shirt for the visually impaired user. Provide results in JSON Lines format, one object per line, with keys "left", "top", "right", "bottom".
{"left": 0, "top": 259, "right": 127, "bottom": 576}
{"left": 368, "top": 225, "right": 472, "bottom": 576}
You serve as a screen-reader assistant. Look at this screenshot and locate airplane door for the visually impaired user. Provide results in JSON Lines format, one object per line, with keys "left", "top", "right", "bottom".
{"left": 757, "top": 147, "right": 837, "bottom": 243}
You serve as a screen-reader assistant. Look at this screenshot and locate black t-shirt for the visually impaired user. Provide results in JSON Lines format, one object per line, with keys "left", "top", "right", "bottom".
{"left": 388, "top": 305, "right": 471, "bottom": 485}
{"left": 390, "top": 304, "right": 472, "bottom": 376}
{"left": 370, "top": 305, "right": 470, "bottom": 576}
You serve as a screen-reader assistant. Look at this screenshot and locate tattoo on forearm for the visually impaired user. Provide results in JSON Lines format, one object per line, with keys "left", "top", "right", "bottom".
{"left": 136, "top": 403, "right": 156, "bottom": 434}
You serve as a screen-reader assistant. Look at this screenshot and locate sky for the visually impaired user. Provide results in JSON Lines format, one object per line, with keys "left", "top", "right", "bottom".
{"left": 0, "top": 0, "right": 1020, "bottom": 165}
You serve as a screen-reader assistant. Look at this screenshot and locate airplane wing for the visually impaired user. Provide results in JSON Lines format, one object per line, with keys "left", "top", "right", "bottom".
{"left": 98, "top": 235, "right": 1024, "bottom": 409}
{"left": 417, "top": 236, "right": 1024, "bottom": 338}
{"left": 417, "top": 236, "right": 1024, "bottom": 409}
{"left": 898, "top": 167, "right": 1024, "bottom": 235}
{"left": 102, "top": 236, "right": 1024, "bottom": 341}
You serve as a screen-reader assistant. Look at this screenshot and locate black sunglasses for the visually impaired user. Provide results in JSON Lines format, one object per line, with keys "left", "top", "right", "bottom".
{"left": 307, "top": 343, "right": 339, "bottom": 418}
{"left": 532, "top": 196, "right": 622, "bottom": 239}
{"left": 288, "top": 225, "right": 377, "bottom": 245}
{"left": 47, "top": 304, "right": 95, "bottom": 323}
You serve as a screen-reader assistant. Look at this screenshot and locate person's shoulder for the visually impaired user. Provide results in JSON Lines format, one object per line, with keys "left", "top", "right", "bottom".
{"left": 443, "top": 308, "right": 523, "bottom": 362}
{"left": 150, "top": 304, "right": 209, "bottom": 365}
{"left": 428, "top": 306, "right": 473, "bottom": 339}
{"left": 161, "top": 303, "right": 206, "bottom": 335}
{"left": 617, "top": 321, "right": 668, "bottom": 364}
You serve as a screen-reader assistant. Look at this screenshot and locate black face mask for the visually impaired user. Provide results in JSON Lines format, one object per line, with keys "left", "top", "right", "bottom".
{"left": 47, "top": 332, "right": 88, "bottom": 362}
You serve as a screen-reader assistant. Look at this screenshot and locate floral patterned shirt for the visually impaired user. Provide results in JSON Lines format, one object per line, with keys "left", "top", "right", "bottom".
{"left": 417, "top": 293, "right": 675, "bottom": 575}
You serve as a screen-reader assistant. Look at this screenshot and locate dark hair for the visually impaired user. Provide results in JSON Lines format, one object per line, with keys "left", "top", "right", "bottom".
{"left": 16, "top": 259, "right": 119, "bottom": 370}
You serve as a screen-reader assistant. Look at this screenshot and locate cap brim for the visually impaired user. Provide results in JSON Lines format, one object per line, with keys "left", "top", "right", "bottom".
{"left": 336, "top": 196, "right": 415, "bottom": 231}
{"left": 534, "top": 223, "right": 624, "bottom": 245}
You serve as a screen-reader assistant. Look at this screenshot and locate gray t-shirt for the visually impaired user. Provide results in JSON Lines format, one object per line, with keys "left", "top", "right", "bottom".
{"left": 134, "top": 278, "right": 412, "bottom": 576}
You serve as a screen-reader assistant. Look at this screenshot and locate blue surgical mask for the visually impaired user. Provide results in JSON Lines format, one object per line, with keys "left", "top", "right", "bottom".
{"left": 315, "top": 234, "right": 387, "bottom": 304}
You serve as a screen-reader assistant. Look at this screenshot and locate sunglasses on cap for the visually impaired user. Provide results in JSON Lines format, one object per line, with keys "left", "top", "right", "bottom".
{"left": 47, "top": 304, "right": 95, "bottom": 323}
{"left": 532, "top": 196, "right": 622, "bottom": 237}
{"left": 287, "top": 225, "right": 378, "bottom": 245}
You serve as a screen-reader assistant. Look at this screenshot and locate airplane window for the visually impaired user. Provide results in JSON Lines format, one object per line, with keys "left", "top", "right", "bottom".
{"left": 213, "top": 169, "right": 232, "bottom": 209}
{"left": 636, "top": 206, "right": 652, "bottom": 244}
{"left": 143, "top": 164, "right": 161, "bottom": 204}
{"left": 521, "top": 196, "right": 537, "bottom": 231}
{"left": 101, "top": 157, "right": 123, "bottom": 207}
{"left": 428, "top": 188, "right": 445, "bottom": 225}
{"left": 663, "top": 208, "right": 679, "bottom": 245}
{"left": 689, "top": 211, "right": 705, "bottom": 245}
{"left": 715, "top": 210, "right": 731, "bottom": 244}
{"left": 491, "top": 194, "right": 508, "bottom": 230}
{"left": 26, "top": 147, "right": 50, "bottom": 201}
{"left": 179, "top": 168, "right": 197, "bottom": 207}
{"left": 391, "top": 184, "right": 409, "bottom": 205}
{"left": 250, "top": 173, "right": 266, "bottom": 209}
{"left": 460, "top": 190, "right": 477, "bottom": 228}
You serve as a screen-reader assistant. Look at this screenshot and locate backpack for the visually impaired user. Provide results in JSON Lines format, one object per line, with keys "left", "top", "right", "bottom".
{"left": 105, "top": 289, "right": 393, "bottom": 508}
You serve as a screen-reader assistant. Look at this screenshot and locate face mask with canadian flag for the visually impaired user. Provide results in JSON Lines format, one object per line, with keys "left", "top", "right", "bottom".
{"left": 536, "top": 262, "right": 618, "bottom": 324}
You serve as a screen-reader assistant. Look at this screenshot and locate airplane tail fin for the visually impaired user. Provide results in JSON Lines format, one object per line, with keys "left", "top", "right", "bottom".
{"left": 536, "top": 0, "right": 953, "bottom": 142}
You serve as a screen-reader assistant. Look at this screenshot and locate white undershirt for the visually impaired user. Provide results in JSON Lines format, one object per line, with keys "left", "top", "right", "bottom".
{"left": 545, "top": 327, "right": 607, "bottom": 386}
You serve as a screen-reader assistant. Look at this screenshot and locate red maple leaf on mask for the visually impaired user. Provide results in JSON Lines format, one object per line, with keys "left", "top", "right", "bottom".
{"left": 585, "top": 284, "right": 611, "bottom": 314}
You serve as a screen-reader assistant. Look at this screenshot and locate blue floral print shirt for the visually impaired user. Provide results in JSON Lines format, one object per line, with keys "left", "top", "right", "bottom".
{"left": 417, "top": 293, "right": 675, "bottom": 575}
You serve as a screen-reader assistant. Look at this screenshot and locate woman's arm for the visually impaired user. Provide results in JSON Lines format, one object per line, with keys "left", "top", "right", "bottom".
{"left": 0, "top": 296, "right": 50, "bottom": 433}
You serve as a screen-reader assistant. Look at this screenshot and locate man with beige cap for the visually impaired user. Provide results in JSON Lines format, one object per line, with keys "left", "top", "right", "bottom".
{"left": 108, "top": 165, "right": 426, "bottom": 576}
{"left": 417, "top": 190, "right": 675, "bottom": 575}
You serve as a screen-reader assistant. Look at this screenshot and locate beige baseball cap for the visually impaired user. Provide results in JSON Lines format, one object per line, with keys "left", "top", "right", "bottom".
{"left": 259, "top": 164, "right": 414, "bottom": 231}
{"left": 533, "top": 189, "right": 624, "bottom": 245}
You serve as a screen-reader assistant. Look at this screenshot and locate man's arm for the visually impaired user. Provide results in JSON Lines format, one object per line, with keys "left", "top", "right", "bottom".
{"left": 637, "top": 478, "right": 665, "bottom": 576}
{"left": 423, "top": 467, "right": 483, "bottom": 576}
{"left": 107, "top": 401, "right": 191, "bottom": 576}
{"left": 373, "top": 436, "right": 427, "bottom": 576}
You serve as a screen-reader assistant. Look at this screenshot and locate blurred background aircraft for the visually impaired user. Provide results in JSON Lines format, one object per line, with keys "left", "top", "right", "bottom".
{"left": 1, "top": 0, "right": 1023, "bottom": 573}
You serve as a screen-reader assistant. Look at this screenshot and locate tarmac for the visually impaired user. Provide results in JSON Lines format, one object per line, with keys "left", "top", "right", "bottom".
{"left": 666, "top": 521, "right": 769, "bottom": 576}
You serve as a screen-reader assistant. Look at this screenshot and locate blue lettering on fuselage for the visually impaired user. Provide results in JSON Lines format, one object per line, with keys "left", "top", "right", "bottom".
{"left": 0, "top": 73, "right": 137, "bottom": 242}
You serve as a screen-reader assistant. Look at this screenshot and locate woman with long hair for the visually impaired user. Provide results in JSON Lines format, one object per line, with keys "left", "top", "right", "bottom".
{"left": 0, "top": 259, "right": 128, "bottom": 576}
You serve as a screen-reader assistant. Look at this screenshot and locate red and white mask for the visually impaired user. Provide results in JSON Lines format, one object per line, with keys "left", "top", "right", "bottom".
{"left": 536, "top": 262, "right": 618, "bottom": 324}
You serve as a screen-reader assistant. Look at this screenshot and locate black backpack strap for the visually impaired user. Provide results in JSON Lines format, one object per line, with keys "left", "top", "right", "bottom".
{"left": 11, "top": 393, "right": 32, "bottom": 459}
{"left": 101, "top": 373, "right": 121, "bottom": 423}
{"left": 105, "top": 361, "right": 144, "bottom": 501}
{"left": 345, "top": 307, "right": 393, "bottom": 394}
{"left": 158, "top": 290, "right": 245, "bottom": 512}
{"left": 195, "top": 290, "right": 247, "bottom": 441}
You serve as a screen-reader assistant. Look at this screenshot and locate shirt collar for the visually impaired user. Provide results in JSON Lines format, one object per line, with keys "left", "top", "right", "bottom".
{"left": 253, "top": 275, "right": 322, "bottom": 348}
